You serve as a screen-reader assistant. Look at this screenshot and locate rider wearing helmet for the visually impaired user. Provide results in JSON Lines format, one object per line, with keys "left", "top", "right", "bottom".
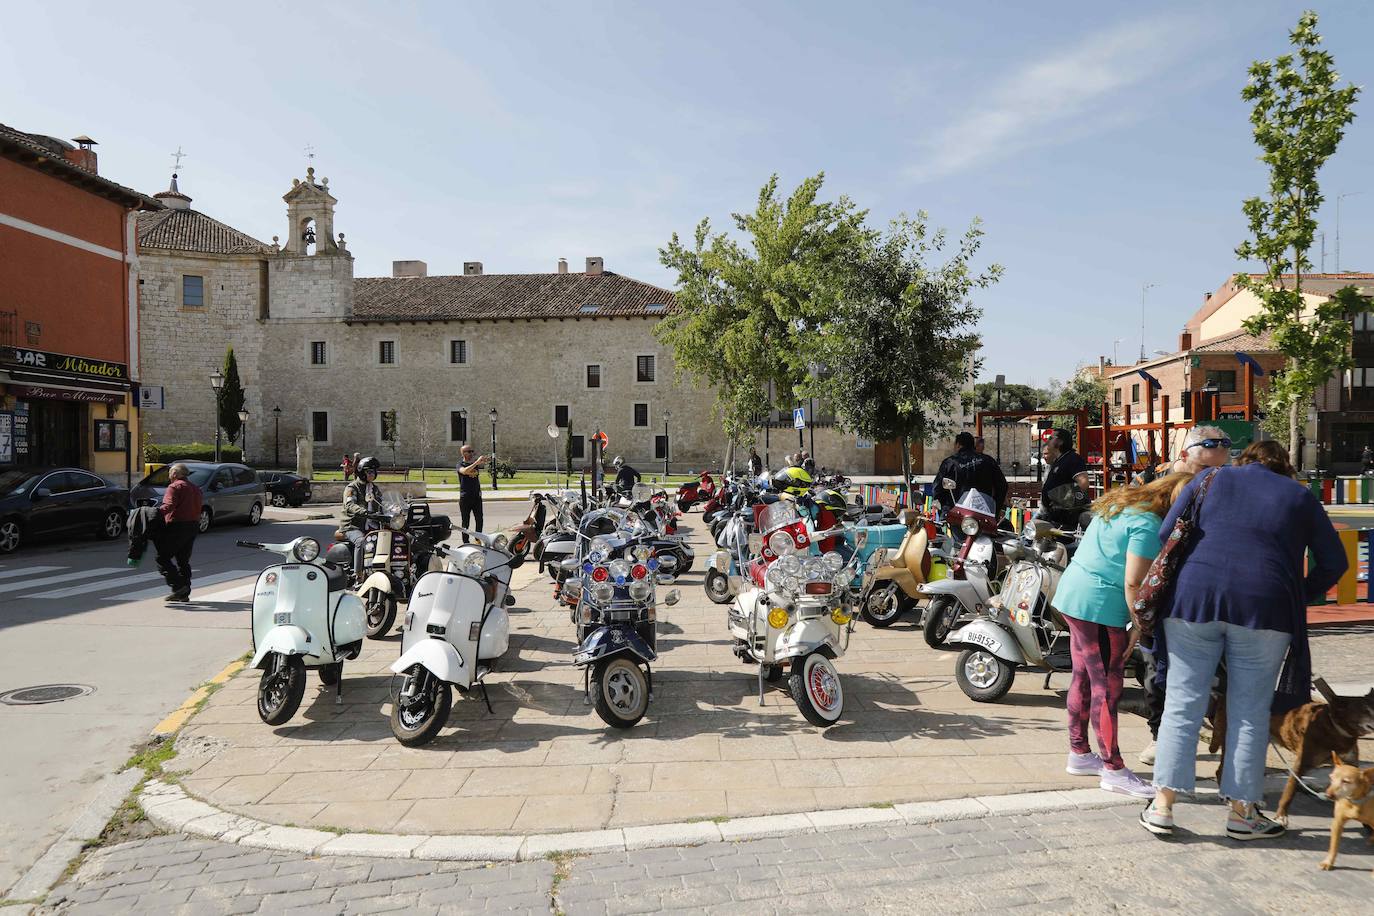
{"left": 342, "top": 456, "right": 383, "bottom": 578}
{"left": 771, "top": 464, "right": 814, "bottom": 498}
{"left": 612, "top": 455, "right": 641, "bottom": 494}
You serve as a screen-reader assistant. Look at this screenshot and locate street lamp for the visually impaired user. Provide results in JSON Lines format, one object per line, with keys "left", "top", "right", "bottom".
{"left": 272, "top": 405, "right": 282, "bottom": 468}
{"left": 663, "top": 409, "right": 671, "bottom": 476}
{"left": 237, "top": 409, "right": 250, "bottom": 463}
{"left": 210, "top": 370, "right": 225, "bottom": 462}
{"left": 993, "top": 374, "right": 1005, "bottom": 467}
{"left": 488, "top": 408, "right": 498, "bottom": 491}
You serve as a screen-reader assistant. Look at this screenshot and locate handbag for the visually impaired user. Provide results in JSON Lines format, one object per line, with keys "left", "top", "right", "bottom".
{"left": 1132, "top": 468, "right": 1219, "bottom": 636}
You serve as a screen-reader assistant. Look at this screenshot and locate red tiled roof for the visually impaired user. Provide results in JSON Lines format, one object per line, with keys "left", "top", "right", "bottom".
{"left": 350, "top": 272, "right": 677, "bottom": 322}
{"left": 137, "top": 208, "right": 271, "bottom": 255}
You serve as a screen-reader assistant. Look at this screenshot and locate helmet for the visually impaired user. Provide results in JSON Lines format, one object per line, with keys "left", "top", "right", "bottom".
{"left": 814, "top": 488, "right": 846, "bottom": 512}
{"left": 612, "top": 456, "right": 623, "bottom": 468}
{"left": 802, "top": 457, "right": 817, "bottom": 475}
{"left": 770, "top": 466, "right": 813, "bottom": 497}
{"left": 356, "top": 456, "right": 380, "bottom": 479}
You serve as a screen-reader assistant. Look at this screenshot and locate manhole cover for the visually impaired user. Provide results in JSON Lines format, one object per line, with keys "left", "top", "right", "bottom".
{"left": 0, "top": 684, "right": 95, "bottom": 705}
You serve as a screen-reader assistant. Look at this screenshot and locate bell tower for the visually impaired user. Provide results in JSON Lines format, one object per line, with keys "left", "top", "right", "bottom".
{"left": 281, "top": 167, "right": 344, "bottom": 256}
{"left": 268, "top": 166, "right": 353, "bottom": 320}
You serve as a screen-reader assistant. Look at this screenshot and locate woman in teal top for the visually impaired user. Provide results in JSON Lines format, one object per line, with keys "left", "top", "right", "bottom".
{"left": 1054, "top": 473, "right": 1195, "bottom": 798}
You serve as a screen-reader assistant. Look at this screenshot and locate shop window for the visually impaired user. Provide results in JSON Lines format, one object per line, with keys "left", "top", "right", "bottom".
{"left": 182, "top": 275, "right": 204, "bottom": 308}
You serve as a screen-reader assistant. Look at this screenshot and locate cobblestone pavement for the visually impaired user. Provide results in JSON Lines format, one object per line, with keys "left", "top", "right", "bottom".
{"left": 34, "top": 793, "right": 1374, "bottom": 915}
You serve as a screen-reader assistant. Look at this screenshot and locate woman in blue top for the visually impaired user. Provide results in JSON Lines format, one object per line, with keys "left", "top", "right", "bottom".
{"left": 1140, "top": 441, "right": 1347, "bottom": 840}
{"left": 1055, "top": 474, "right": 1195, "bottom": 799}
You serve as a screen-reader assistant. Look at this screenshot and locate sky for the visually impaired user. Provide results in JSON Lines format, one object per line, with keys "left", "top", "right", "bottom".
{"left": 4, "top": 0, "right": 1372, "bottom": 386}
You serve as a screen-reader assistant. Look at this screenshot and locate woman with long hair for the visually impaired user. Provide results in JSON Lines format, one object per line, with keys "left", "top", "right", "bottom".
{"left": 1054, "top": 473, "right": 1195, "bottom": 798}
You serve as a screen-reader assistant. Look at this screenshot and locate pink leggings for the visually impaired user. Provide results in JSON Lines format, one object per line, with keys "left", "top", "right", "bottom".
{"left": 1065, "top": 616, "right": 1129, "bottom": 770}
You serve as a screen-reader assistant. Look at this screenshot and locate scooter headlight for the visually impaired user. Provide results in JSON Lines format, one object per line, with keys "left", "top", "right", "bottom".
{"left": 960, "top": 516, "right": 980, "bottom": 536}
{"left": 608, "top": 559, "right": 632, "bottom": 585}
{"left": 588, "top": 536, "right": 613, "bottom": 564}
{"left": 292, "top": 538, "right": 321, "bottom": 562}
{"left": 492, "top": 533, "right": 510, "bottom": 552}
{"left": 768, "top": 530, "right": 796, "bottom": 557}
{"left": 462, "top": 553, "right": 486, "bottom": 576}
{"left": 591, "top": 582, "right": 614, "bottom": 604}
{"left": 767, "top": 607, "right": 790, "bottom": 629}
{"left": 831, "top": 607, "right": 853, "bottom": 626}
{"left": 821, "top": 551, "right": 845, "bottom": 574}
{"left": 801, "top": 557, "right": 825, "bottom": 579}
{"left": 389, "top": 513, "right": 407, "bottom": 531}
{"left": 776, "top": 554, "right": 802, "bottom": 577}
{"left": 781, "top": 575, "right": 802, "bottom": 594}
{"left": 631, "top": 545, "right": 653, "bottom": 563}
{"left": 628, "top": 580, "right": 652, "bottom": 601}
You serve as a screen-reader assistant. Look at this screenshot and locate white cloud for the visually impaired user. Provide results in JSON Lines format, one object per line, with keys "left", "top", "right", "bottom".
{"left": 904, "top": 14, "right": 1206, "bottom": 183}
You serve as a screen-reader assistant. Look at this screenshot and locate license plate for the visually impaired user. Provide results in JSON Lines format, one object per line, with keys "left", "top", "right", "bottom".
{"left": 273, "top": 612, "right": 291, "bottom": 625}
{"left": 964, "top": 630, "right": 996, "bottom": 649}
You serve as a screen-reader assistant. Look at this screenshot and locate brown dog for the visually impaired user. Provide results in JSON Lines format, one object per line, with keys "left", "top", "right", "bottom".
{"left": 1210, "top": 688, "right": 1374, "bottom": 825}
{"left": 1320, "top": 752, "right": 1374, "bottom": 872}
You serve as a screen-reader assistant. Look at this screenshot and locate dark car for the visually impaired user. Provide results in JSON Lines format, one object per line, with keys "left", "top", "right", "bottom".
{"left": 130, "top": 462, "right": 265, "bottom": 533}
{"left": 257, "top": 471, "right": 312, "bottom": 508}
{"left": 0, "top": 467, "right": 130, "bottom": 554}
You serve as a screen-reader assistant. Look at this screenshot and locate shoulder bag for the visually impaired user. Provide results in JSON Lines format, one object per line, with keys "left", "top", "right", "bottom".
{"left": 1131, "top": 467, "right": 1219, "bottom": 636}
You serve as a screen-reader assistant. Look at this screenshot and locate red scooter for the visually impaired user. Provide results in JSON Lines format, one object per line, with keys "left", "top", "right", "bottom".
{"left": 676, "top": 471, "right": 715, "bottom": 513}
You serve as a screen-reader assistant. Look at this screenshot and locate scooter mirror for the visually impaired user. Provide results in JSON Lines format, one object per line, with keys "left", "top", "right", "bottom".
{"left": 1031, "top": 519, "right": 1054, "bottom": 539}
{"left": 854, "top": 529, "right": 869, "bottom": 549}
{"left": 656, "top": 574, "right": 676, "bottom": 585}
{"left": 663, "top": 589, "right": 681, "bottom": 606}
{"left": 942, "top": 477, "right": 957, "bottom": 491}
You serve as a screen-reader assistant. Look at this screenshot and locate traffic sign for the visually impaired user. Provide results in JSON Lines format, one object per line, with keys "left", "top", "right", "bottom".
{"left": 793, "top": 407, "right": 806, "bottom": 430}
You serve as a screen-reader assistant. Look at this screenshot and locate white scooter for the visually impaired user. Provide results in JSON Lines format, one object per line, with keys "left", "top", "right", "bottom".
{"left": 388, "top": 529, "right": 516, "bottom": 746}
{"left": 916, "top": 486, "right": 1004, "bottom": 649}
{"left": 239, "top": 536, "right": 367, "bottom": 725}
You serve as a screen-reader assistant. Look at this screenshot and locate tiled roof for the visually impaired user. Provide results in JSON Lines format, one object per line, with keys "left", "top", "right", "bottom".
{"left": 137, "top": 209, "right": 271, "bottom": 255}
{"left": 350, "top": 272, "right": 678, "bottom": 322}
{"left": 1192, "top": 327, "right": 1280, "bottom": 353}
{"left": 0, "top": 122, "right": 161, "bottom": 210}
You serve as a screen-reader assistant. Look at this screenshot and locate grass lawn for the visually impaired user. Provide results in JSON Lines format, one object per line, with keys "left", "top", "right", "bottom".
{"left": 310, "top": 469, "right": 701, "bottom": 487}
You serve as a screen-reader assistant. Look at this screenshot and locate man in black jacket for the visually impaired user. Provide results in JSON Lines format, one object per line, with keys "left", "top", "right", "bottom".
{"left": 935, "top": 431, "right": 1008, "bottom": 515}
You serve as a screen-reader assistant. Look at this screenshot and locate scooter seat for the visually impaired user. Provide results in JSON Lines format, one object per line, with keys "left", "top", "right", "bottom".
{"left": 323, "top": 562, "right": 348, "bottom": 592}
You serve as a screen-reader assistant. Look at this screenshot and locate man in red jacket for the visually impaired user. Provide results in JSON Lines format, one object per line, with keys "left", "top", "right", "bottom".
{"left": 158, "top": 463, "right": 204, "bottom": 601}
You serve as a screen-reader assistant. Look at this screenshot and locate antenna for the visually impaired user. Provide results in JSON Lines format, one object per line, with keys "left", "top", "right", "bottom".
{"left": 170, "top": 146, "right": 187, "bottom": 172}
{"left": 1139, "top": 283, "right": 1158, "bottom": 363}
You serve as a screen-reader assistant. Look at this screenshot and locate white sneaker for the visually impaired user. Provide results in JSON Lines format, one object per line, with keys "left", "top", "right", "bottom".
{"left": 1138, "top": 740, "right": 1156, "bottom": 766}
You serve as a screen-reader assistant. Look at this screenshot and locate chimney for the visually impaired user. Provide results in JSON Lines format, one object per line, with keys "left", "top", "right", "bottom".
{"left": 1180, "top": 329, "right": 1193, "bottom": 350}
{"left": 392, "top": 260, "right": 427, "bottom": 278}
{"left": 463, "top": 261, "right": 483, "bottom": 276}
{"left": 558, "top": 258, "right": 568, "bottom": 274}
{"left": 66, "top": 135, "right": 98, "bottom": 173}
{"left": 585, "top": 256, "right": 604, "bottom": 276}
{"left": 1099, "top": 355, "right": 1106, "bottom": 375}
{"left": 1203, "top": 292, "right": 1212, "bottom": 301}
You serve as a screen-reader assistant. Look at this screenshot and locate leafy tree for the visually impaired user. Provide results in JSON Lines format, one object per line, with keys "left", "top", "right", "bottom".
{"left": 1051, "top": 374, "right": 1110, "bottom": 436}
{"left": 217, "top": 347, "right": 245, "bottom": 446}
{"left": 381, "top": 409, "right": 398, "bottom": 468}
{"left": 815, "top": 213, "right": 1001, "bottom": 502}
{"left": 961, "top": 381, "right": 1049, "bottom": 413}
{"left": 1235, "top": 10, "right": 1364, "bottom": 468}
{"left": 656, "top": 173, "right": 871, "bottom": 441}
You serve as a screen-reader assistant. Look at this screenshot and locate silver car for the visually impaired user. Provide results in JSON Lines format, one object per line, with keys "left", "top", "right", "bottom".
{"left": 130, "top": 462, "right": 266, "bottom": 533}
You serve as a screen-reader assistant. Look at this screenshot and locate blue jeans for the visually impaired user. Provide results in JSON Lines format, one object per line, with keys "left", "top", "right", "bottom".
{"left": 1152, "top": 618, "right": 1291, "bottom": 804}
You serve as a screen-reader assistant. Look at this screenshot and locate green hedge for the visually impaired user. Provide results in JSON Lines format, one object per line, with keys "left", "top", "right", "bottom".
{"left": 145, "top": 442, "right": 244, "bottom": 463}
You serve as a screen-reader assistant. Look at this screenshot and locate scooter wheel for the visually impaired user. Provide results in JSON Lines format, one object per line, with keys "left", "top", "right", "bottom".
{"left": 864, "top": 582, "right": 906, "bottom": 628}
{"left": 789, "top": 653, "right": 843, "bottom": 727}
{"left": 390, "top": 665, "right": 452, "bottom": 747}
{"left": 704, "top": 570, "right": 732, "bottom": 605}
{"left": 364, "top": 589, "right": 398, "bottom": 639}
{"left": 922, "top": 595, "right": 960, "bottom": 649}
{"left": 257, "top": 654, "right": 306, "bottom": 725}
{"left": 318, "top": 662, "right": 343, "bottom": 686}
{"left": 591, "top": 657, "right": 649, "bottom": 728}
{"left": 955, "top": 648, "right": 1016, "bottom": 702}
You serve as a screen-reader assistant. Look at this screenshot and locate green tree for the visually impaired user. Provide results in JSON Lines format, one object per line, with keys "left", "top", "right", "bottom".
{"left": 1235, "top": 10, "right": 1364, "bottom": 468}
{"left": 815, "top": 214, "right": 1001, "bottom": 502}
{"left": 961, "top": 381, "right": 1049, "bottom": 413}
{"left": 217, "top": 347, "right": 246, "bottom": 446}
{"left": 1050, "top": 374, "right": 1110, "bottom": 436}
{"left": 381, "top": 409, "right": 398, "bottom": 467}
{"left": 656, "top": 173, "right": 871, "bottom": 442}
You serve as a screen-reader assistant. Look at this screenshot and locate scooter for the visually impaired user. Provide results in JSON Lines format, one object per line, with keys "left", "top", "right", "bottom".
{"left": 862, "top": 510, "right": 945, "bottom": 628}
{"left": 503, "top": 493, "right": 548, "bottom": 569}
{"left": 354, "top": 500, "right": 450, "bottom": 638}
{"left": 916, "top": 484, "right": 1003, "bottom": 649}
{"left": 388, "top": 530, "right": 516, "bottom": 746}
{"left": 240, "top": 536, "right": 366, "bottom": 725}
{"left": 676, "top": 471, "right": 715, "bottom": 513}
{"left": 947, "top": 519, "right": 1138, "bottom": 702}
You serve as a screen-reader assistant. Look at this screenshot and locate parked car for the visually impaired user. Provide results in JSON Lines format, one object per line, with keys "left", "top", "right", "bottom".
{"left": 130, "top": 462, "right": 265, "bottom": 533}
{"left": 0, "top": 467, "right": 130, "bottom": 554}
{"left": 257, "top": 471, "right": 312, "bottom": 508}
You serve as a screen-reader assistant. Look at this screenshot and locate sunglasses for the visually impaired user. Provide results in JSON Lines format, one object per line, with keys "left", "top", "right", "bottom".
{"left": 1188, "top": 438, "right": 1232, "bottom": 450}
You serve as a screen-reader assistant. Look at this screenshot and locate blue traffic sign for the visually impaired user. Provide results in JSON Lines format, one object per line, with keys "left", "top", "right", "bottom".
{"left": 793, "top": 407, "right": 806, "bottom": 430}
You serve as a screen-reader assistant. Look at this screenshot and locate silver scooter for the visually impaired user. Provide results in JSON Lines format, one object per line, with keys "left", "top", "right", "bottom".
{"left": 240, "top": 536, "right": 367, "bottom": 725}
{"left": 916, "top": 485, "right": 1004, "bottom": 648}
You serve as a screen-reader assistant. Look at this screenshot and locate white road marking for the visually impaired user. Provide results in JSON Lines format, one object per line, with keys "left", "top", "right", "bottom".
{"left": 32, "top": 572, "right": 166, "bottom": 599}
{"left": 0, "top": 567, "right": 131, "bottom": 595}
{"left": 0, "top": 565, "right": 64, "bottom": 581}
{"left": 183, "top": 582, "right": 256, "bottom": 603}
{"left": 120, "top": 570, "right": 261, "bottom": 602}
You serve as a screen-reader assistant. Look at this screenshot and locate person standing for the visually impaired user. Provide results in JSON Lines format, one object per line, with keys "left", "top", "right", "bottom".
{"left": 1140, "top": 447, "right": 1347, "bottom": 840}
{"left": 457, "top": 444, "right": 488, "bottom": 543}
{"left": 157, "top": 463, "right": 203, "bottom": 602}
{"left": 1362, "top": 443, "right": 1373, "bottom": 474}
{"left": 935, "top": 431, "right": 1008, "bottom": 516}
{"left": 1039, "top": 429, "right": 1092, "bottom": 529}
{"left": 748, "top": 447, "right": 763, "bottom": 478}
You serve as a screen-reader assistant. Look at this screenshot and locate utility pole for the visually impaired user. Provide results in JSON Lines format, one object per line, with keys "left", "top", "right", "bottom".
{"left": 1138, "top": 283, "right": 1157, "bottom": 363}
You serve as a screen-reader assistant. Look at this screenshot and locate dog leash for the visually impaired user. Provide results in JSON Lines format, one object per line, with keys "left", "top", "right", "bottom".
{"left": 1269, "top": 742, "right": 1334, "bottom": 803}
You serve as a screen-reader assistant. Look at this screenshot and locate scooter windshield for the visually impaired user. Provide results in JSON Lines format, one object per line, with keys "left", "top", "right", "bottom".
{"left": 758, "top": 500, "right": 800, "bottom": 534}
{"left": 954, "top": 489, "right": 996, "bottom": 519}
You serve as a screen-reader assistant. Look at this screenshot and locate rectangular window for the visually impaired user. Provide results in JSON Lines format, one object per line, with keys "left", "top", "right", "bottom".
{"left": 449, "top": 340, "right": 468, "bottom": 364}
{"left": 1131, "top": 383, "right": 1140, "bottom": 403}
{"left": 378, "top": 340, "right": 396, "bottom": 365}
{"left": 636, "top": 354, "right": 656, "bottom": 382}
{"left": 310, "top": 341, "right": 327, "bottom": 365}
{"left": 654, "top": 434, "right": 668, "bottom": 460}
{"left": 182, "top": 275, "right": 204, "bottom": 307}
{"left": 1113, "top": 388, "right": 1121, "bottom": 406}
{"left": 553, "top": 405, "right": 570, "bottom": 428}
{"left": 311, "top": 411, "right": 330, "bottom": 443}
{"left": 449, "top": 411, "right": 468, "bottom": 443}
{"left": 585, "top": 365, "right": 602, "bottom": 389}
{"left": 1205, "top": 369, "right": 1237, "bottom": 393}
{"left": 380, "top": 410, "right": 398, "bottom": 442}
{"left": 633, "top": 403, "right": 649, "bottom": 427}
{"left": 571, "top": 435, "right": 585, "bottom": 460}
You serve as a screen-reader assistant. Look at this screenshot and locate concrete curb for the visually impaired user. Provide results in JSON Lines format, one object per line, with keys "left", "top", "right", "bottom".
{"left": 138, "top": 779, "right": 1139, "bottom": 863}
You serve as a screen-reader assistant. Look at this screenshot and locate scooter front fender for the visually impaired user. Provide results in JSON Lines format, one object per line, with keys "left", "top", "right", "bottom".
{"left": 949, "top": 619, "right": 1026, "bottom": 665}
{"left": 777, "top": 617, "right": 843, "bottom": 660}
{"left": 391, "top": 637, "right": 467, "bottom": 685}
{"left": 574, "top": 625, "right": 656, "bottom": 666}
{"left": 251, "top": 625, "right": 316, "bottom": 669}
{"left": 917, "top": 577, "right": 982, "bottom": 611}
{"left": 359, "top": 571, "right": 394, "bottom": 595}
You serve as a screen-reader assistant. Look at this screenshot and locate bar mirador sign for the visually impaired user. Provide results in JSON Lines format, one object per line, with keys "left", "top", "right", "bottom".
{"left": 1, "top": 347, "right": 129, "bottom": 382}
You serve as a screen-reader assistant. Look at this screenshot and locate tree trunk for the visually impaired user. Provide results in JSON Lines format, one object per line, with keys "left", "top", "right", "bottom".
{"left": 900, "top": 434, "right": 914, "bottom": 507}
{"left": 1289, "top": 397, "right": 1302, "bottom": 471}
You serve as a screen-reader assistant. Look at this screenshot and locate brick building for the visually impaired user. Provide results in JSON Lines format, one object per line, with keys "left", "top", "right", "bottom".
{"left": 0, "top": 124, "right": 161, "bottom": 478}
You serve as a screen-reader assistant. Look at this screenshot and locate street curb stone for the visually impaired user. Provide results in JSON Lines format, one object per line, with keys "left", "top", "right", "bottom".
{"left": 138, "top": 779, "right": 1144, "bottom": 862}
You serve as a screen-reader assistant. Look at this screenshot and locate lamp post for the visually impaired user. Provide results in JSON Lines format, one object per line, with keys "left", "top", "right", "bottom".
{"left": 210, "top": 370, "right": 225, "bottom": 462}
{"left": 663, "top": 409, "right": 671, "bottom": 476}
{"left": 994, "top": 374, "right": 1005, "bottom": 467}
{"left": 272, "top": 405, "right": 282, "bottom": 468}
{"left": 488, "top": 408, "right": 498, "bottom": 491}
{"left": 237, "top": 409, "right": 250, "bottom": 463}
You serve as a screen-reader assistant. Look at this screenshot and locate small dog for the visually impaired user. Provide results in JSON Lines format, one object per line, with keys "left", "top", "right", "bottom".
{"left": 1210, "top": 688, "right": 1374, "bottom": 825}
{"left": 1320, "top": 752, "right": 1374, "bottom": 872}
